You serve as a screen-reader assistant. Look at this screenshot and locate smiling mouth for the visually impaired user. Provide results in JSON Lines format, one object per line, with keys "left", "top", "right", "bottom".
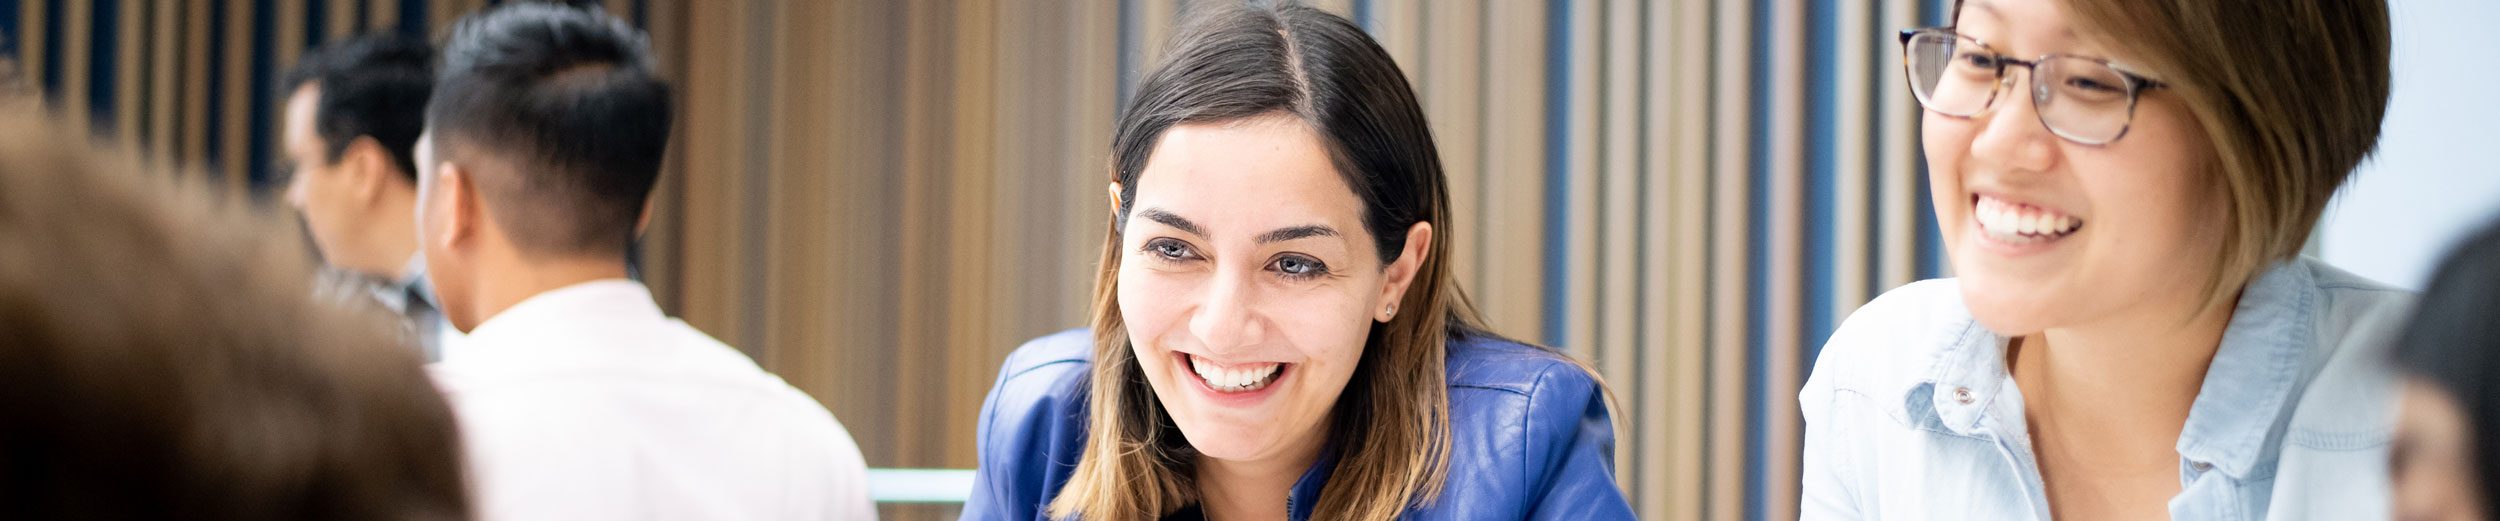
{"left": 1185, "top": 354, "right": 1285, "bottom": 393}
{"left": 1974, "top": 194, "right": 2084, "bottom": 244}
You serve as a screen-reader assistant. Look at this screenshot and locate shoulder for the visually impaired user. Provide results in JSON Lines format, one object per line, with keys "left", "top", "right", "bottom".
{"left": 1804, "top": 278, "right": 1976, "bottom": 418}
{"left": 2284, "top": 259, "right": 2416, "bottom": 444}
{"left": 964, "top": 328, "right": 1097, "bottom": 520}
{"left": 1436, "top": 334, "right": 1636, "bottom": 519}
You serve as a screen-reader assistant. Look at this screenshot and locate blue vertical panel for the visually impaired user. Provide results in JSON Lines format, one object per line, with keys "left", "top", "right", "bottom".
{"left": 1, "top": 0, "right": 18, "bottom": 61}
{"left": 37, "top": 0, "right": 56, "bottom": 94}
{"left": 86, "top": 0, "right": 113, "bottom": 127}
{"left": 1351, "top": 0, "right": 1373, "bottom": 33}
{"left": 247, "top": 0, "right": 275, "bottom": 187}
{"left": 1804, "top": 0, "right": 1837, "bottom": 365}
{"left": 1540, "top": 0, "right": 1570, "bottom": 347}
{"left": 1916, "top": 0, "right": 1950, "bottom": 279}
{"left": 1744, "top": 0, "right": 1775, "bottom": 517}
{"left": 306, "top": 0, "right": 328, "bottom": 48}
{"left": 206, "top": 0, "right": 227, "bottom": 176}
{"left": 397, "top": 0, "right": 427, "bottom": 39}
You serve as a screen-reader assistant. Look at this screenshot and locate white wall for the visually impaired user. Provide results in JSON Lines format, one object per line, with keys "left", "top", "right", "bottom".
{"left": 2317, "top": 0, "right": 2500, "bottom": 289}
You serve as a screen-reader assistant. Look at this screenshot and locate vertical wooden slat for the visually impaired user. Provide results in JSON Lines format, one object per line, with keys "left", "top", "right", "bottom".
{"left": 672, "top": 0, "right": 748, "bottom": 376}
{"left": 944, "top": 0, "right": 1001, "bottom": 473}
{"left": 1765, "top": 0, "right": 1811, "bottom": 517}
{"left": 1880, "top": 0, "right": 1923, "bottom": 289}
{"left": 1666, "top": 0, "right": 1713, "bottom": 515}
{"left": 61, "top": 0, "right": 89, "bottom": 135}
{"left": 1837, "top": 0, "right": 1877, "bottom": 315}
{"left": 1418, "top": 0, "right": 1482, "bottom": 326}
{"left": 18, "top": 0, "right": 40, "bottom": 95}
{"left": 221, "top": 0, "right": 252, "bottom": 193}
{"left": 277, "top": 0, "right": 304, "bottom": 70}
{"left": 367, "top": 0, "right": 399, "bottom": 36}
{"left": 115, "top": 0, "right": 147, "bottom": 150}
{"left": 1477, "top": 0, "right": 1545, "bottom": 356}
{"left": 1138, "top": 0, "right": 1178, "bottom": 72}
{"left": 148, "top": 0, "right": 182, "bottom": 167}
{"left": 330, "top": 0, "right": 359, "bottom": 40}
{"left": 1706, "top": 0, "right": 1756, "bottom": 517}
{"left": 1367, "top": 0, "right": 1420, "bottom": 83}
{"left": 1596, "top": 0, "right": 1640, "bottom": 483}
{"left": 892, "top": 0, "right": 946, "bottom": 472}
{"left": 181, "top": 0, "right": 210, "bottom": 167}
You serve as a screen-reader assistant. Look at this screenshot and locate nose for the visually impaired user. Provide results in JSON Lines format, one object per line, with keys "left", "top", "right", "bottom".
{"left": 1967, "top": 68, "right": 2060, "bottom": 174}
{"left": 1187, "top": 267, "right": 1266, "bottom": 354}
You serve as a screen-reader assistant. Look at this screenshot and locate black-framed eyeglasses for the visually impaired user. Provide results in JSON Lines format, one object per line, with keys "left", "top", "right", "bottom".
{"left": 1898, "top": 27, "right": 2167, "bottom": 146}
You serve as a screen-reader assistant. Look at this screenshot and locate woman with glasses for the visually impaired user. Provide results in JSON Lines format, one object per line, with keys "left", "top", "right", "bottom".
{"left": 1801, "top": 0, "right": 2407, "bottom": 519}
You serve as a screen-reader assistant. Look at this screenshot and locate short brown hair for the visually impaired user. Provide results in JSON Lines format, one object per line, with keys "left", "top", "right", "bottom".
{"left": 1974, "top": 0, "right": 2392, "bottom": 298}
{"left": 0, "top": 110, "right": 469, "bottom": 520}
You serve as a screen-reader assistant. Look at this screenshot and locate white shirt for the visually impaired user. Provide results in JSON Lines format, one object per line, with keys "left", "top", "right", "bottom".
{"left": 431, "top": 280, "right": 876, "bottom": 521}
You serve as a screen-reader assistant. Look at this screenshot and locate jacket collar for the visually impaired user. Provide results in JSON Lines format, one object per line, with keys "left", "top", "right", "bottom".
{"left": 1904, "top": 260, "right": 2316, "bottom": 479}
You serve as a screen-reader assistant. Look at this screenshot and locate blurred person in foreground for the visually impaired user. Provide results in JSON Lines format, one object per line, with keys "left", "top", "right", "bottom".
{"left": 413, "top": 4, "right": 873, "bottom": 519}
{"left": 0, "top": 110, "right": 468, "bottom": 519}
{"left": 278, "top": 34, "right": 452, "bottom": 360}
{"left": 2389, "top": 221, "right": 2500, "bottom": 521}
{"left": 1802, "top": 0, "right": 2405, "bottom": 518}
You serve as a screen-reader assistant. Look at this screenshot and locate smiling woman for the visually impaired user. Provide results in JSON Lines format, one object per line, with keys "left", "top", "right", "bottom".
{"left": 1801, "top": 0, "right": 2410, "bottom": 519}
{"left": 957, "top": 2, "right": 1633, "bottom": 521}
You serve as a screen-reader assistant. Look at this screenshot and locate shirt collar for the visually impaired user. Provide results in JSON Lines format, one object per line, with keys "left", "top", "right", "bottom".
{"left": 2175, "top": 259, "right": 2315, "bottom": 478}
{"left": 1902, "top": 261, "right": 2319, "bottom": 478}
{"left": 455, "top": 279, "right": 660, "bottom": 349}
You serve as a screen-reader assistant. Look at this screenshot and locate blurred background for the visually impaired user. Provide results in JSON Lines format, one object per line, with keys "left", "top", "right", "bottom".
{"left": 1, "top": 0, "right": 2491, "bottom": 520}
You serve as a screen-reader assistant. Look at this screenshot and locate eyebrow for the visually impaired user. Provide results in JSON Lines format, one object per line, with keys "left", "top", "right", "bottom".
{"left": 1137, "top": 208, "right": 1205, "bottom": 237}
{"left": 1256, "top": 225, "right": 1339, "bottom": 244}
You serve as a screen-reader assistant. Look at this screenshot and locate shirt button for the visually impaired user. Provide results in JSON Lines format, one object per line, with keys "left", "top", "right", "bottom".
{"left": 2189, "top": 461, "right": 2213, "bottom": 473}
{"left": 1952, "top": 387, "right": 1975, "bottom": 404}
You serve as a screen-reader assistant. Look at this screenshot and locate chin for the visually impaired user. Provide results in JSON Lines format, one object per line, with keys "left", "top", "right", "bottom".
{"left": 1176, "top": 424, "right": 1279, "bottom": 462}
{"left": 1956, "top": 275, "right": 2064, "bottom": 337}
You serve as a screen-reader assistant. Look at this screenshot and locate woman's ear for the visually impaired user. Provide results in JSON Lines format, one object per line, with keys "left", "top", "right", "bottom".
{"left": 1377, "top": 221, "right": 1433, "bottom": 323}
{"left": 1107, "top": 181, "right": 1125, "bottom": 229}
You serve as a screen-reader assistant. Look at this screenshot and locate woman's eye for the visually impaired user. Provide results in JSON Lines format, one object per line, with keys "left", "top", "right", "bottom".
{"left": 1144, "top": 239, "right": 1198, "bottom": 261}
{"left": 1955, "top": 51, "right": 1999, "bottom": 70}
{"left": 1271, "top": 256, "right": 1328, "bottom": 280}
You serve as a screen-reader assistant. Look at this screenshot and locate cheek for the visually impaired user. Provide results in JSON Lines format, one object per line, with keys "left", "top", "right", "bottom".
{"left": 1115, "top": 262, "right": 1190, "bottom": 345}
{"left": 1923, "top": 114, "right": 1974, "bottom": 234}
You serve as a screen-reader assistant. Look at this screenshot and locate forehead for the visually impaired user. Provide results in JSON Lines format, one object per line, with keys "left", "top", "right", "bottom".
{"left": 1131, "top": 116, "right": 1364, "bottom": 236}
{"left": 1957, "top": 0, "right": 2103, "bottom": 56}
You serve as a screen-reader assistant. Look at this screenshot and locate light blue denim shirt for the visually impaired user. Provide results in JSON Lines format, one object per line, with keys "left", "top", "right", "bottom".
{"left": 1800, "top": 257, "right": 2414, "bottom": 520}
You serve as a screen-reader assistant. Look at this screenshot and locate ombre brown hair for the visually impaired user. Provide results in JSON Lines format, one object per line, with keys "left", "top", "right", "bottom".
{"left": 1956, "top": 0, "right": 2391, "bottom": 302}
{"left": 1048, "top": 2, "right": 1490, "bottom": 520}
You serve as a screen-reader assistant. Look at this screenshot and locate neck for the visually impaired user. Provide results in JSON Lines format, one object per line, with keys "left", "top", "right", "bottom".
{"left": 361, "top": 188, "right": 422, "bottom": 279}
{"left": 453, "top": 249, "right": 630, "bottom": 332}
{"left": 2010, "top": 287, "right": 2241, "bottom": 464}
{"left": 1195, "top": 441, "right": 1324, "bottom": 521}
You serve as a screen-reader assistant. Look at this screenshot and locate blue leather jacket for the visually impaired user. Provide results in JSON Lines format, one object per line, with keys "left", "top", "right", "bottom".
{"left": 961, "top": 328, "right": 1637, "bottom": 520}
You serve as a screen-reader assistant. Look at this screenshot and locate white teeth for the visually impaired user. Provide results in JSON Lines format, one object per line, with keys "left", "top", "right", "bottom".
{"left": 1188, "top": 355, "right": 1282, "bottom": 392}
{"left": 1975, "top": 194, "right": 2082, "bottom": 243}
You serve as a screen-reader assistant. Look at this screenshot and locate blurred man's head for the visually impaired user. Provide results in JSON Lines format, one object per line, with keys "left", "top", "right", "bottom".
{"left": 414, "top": 3, "right": 670, "bottom": 331}
{"left": 279, "top": 35, "right": 434, "bottom": 278}
{"left": 0, "top": 111, "right": 468, "bottom": 521}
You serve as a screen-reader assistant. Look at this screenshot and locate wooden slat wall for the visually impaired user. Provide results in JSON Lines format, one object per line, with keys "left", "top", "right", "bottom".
{"left": 2, "top": 1, "right": 1959, "bottom": 519}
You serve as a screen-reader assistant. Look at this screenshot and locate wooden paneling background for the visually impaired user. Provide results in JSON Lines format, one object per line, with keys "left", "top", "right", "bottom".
{"left": 4, "top": 0, "right": 1955, "bottom": 519}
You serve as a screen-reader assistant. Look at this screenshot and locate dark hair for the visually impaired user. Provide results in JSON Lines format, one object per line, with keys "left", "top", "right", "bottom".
{"left": 280, "top": 35, "right": 435, "bottom": 181}
{"left": 0, "top": 111, "right": 468, "bottom": 521}
{"left": 425, "top": 2, "right": 670, "bottom": 256}
{"left": 2391, "top": 220, "right": 2500, "bottom": 513}
{"left": 1059, "top": 3, "right": 1492, "bottom": 520}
